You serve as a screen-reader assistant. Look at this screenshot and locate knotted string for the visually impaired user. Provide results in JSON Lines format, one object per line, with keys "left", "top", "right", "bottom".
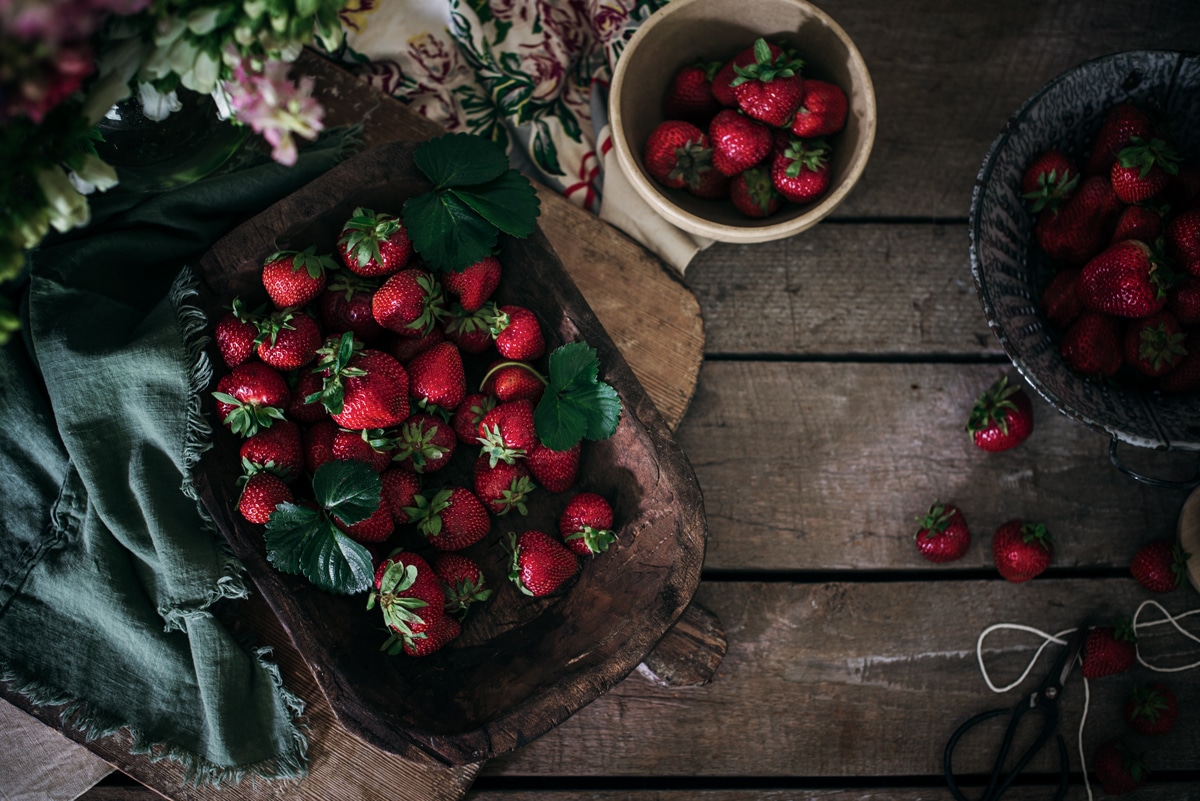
{"left": 974, "top": 601, "right": 1200, "bottom": 801}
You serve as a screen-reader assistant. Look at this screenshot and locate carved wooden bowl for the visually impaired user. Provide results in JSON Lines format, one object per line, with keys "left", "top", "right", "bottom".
{"left": 191, "top": 141, "right": 707, "bottom": 765}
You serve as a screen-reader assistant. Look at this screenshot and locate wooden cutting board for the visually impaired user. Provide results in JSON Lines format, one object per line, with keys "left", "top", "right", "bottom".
{"left": 0, "top": 49, "right": 707, "bottom": 801}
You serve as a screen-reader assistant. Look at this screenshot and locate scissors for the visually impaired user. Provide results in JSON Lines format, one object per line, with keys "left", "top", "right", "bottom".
{"left": 943, "top": 618, "right": 1090, "bottom": 801}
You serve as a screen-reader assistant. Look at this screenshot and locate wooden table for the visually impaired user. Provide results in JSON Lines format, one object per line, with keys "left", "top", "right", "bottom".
{"left": 69, "top": 0, "right": 1200, "bottom": 798}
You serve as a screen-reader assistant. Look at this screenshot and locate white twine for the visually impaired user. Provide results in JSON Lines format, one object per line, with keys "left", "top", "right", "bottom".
{"left": 975, "top": 601, "right": 1199, "bottom": 801}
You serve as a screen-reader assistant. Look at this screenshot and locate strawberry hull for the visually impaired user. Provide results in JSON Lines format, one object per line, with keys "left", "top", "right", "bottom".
{"left": 191, "top": 140, "right": 707, "bottom": 765}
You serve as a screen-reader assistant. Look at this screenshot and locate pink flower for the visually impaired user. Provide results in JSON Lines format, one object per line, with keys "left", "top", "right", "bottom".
{"left": 588, "top": 0, "right": 637, "bottom": 45}
{"left": 223, "top": 58, "right": 325, "bottom": 166}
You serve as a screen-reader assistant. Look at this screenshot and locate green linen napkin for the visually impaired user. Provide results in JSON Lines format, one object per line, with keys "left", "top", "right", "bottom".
{"left": 0, "top": 127, "right": 358, "bottom": 784}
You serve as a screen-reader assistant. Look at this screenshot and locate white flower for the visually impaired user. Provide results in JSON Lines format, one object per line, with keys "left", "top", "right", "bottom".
{"left": 138, "top": 81, "right": 182, "bottom": 120}
{"left": 35, "top": 167, "right": 91, "bottom": 233}
{"left": 186, "top": 6, "right": 222, "bottom": 35}
{"left": 68, "top": 154, "right": 119, "bottom": 195}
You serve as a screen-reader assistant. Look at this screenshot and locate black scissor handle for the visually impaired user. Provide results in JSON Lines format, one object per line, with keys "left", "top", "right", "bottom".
{"left": 944, "top": 707, "right": 1070, "bottom": 801}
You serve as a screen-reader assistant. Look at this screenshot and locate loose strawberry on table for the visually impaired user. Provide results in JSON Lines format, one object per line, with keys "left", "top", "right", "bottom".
{"left": 1129, "top": 538, "right": 1189, "bottom": 592}
{"left": 965, "top": 375, "right": 1034, "bottom": 452}
{"left": 1123, "top": 682, "right": 1178, "bottom": 735}
{"left": 1081, "top": 620, "right": 1137, "bottom": 678}
{"left": 1092, "top": 739, "right": 1148, "bottom": 796}
{"left": 991, "top": 520, "right": 1053, "bottom": 582}
{"left": 913, "top": 501, "right": 970, "bottom": 563}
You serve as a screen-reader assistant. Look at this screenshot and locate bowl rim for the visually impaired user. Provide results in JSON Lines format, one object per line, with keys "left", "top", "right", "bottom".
{"left": 607, "top": 0, "right": 877, "bottom": 244}
{"left": 968, "top": 48, "right": 1200, "bottom": 452}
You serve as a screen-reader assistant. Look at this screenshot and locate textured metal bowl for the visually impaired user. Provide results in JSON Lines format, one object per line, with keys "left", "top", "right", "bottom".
{"left": 969, "top": 50, "right": 1200, "bottom": 478}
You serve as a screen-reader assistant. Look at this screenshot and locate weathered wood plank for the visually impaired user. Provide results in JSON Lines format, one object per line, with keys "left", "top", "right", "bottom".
{"left": 677, "top": 362, "right": 1193, "bottom": 571}
{"left": 687, "top": 225, "right": 997, "bottom": 357}
{"left": 483, "top": 580, "right": 1200, "bottom": 778}
{"left": 820, "top": 0, "right": 1200, "bottom": 219}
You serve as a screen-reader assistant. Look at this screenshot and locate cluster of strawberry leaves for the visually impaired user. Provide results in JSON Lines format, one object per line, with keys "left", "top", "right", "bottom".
{"left": 212, "top": 133, "right": 624, "bottom": 610}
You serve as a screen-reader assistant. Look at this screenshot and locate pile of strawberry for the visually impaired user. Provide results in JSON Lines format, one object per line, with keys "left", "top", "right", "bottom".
{"left": 1022, "top": 102, "right": 1200, "bottom": 393}
{"left": 210, "top": 207, "right": 619, "bottom": 658}
{"left": 643, "top": 38, "right": 849, "bottom": 218}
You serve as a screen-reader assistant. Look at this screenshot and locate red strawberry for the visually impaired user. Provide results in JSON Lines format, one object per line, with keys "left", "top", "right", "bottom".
{"left": 477, "top": 399, "right": 538, "bottom": 466}
{"left": 372, "top": 268, "right": 446, "bottom": 338}
{"left": 285, "top": 368, "right": 328, "bottom": 424}
{"left": 481, "top": 360, "right": 545, "bottom": 404}
{"left": 213, "top": 361, "right": 290, "bottom": 437}
{"left": 642, "top": 120, "right": 714, "bottom": 190}
{"left": 237, "top": 471, "right": 292, "bottom": 524}
{"left": 686, "top": 165, "right": 731, "bottom": 200}
{"left": 730, "top": 38, "right": 805, "bottom": 127}
{"left": 488, "top": 305, "right": 545, "bottom": 361}
{"left": 1109, "top": 203, "right": 1164, "bottom": 246}
{"left": 441, "top": 256, "right": 501, "bottom": 312}
{"left": 404, "top": 487, "right": 491, "bottom": 551}
{"left": 452, "top": 393, "right": 497, "bottom": 444}
{"left": 368, "top": 551, "right": 445, "bottom": 644}
{"left": 318, "top": 272, "right": 385, "bottom": 344}
{"left": 1081, "top": 619, "right": 1137, "bottom": 678}
{"left": 708, "top": 109, "right": 772, "bottom": 177}
{"left": 1167, "top": 275, "right": 1200, "bottom": 326}
{"left": 1078, "top": 239, "right": 1171, "bottom": 318}
{"left": 526, "top": 441, "right": 581, "bottom": 494}
{"left": 1040, "top": 268, "right": 1083, "bottom": 330}
{"left": 1161, "top": 332, "right": 1200, "bottom": 393}
{"left": 790, "top": 79, "right": 848, "bottom": 139}
{"left": 966, "top": 375, "right": 1034, "bottom": 452}
{"left": 239, "top": 419, "right": 303, "bottom": 482}
{"left": 261, "top": 247, "right": 335, "bottom": 308}
{"left": 314, "top": 336, "right": 410, "bottom": 430}
{"left": 1123, "top": 683, "right": 1178, "bottom": 735}
{"left": 771, "top": 137, "right": 831, "bottom": 203}
{"left": 302, "top": 419, "right": 338, "bottom": 474}
{"left": 402, "top": 614, "right": 460, "bottom": 657}
{"left": 1166, "top": 207, "right": 1200, "bottom": 277}
{"left": 1110, "top": 137, "right": 1179, "bottom": 203}
{"left": 389, "top": 412, "right": 456, "bottom": 473}
{"left": 1033, "top": 174, "right": 1122, "bottom": 266}
{"left": 333, "top": 497, "right": 395, "bottom": 543}
{"left": 431, "top": 552, "right": 492, "bottom": 619}
{"left": 1083, "top": 103, "right": 1155, "bottom": 176}
{"left": 991, "top": 519, "right": 1053, "bottom": 582}
{"left": 214, "top": 298, "right": 262, "bottom": 368}
{"left": 474, "top": 455, "right": 536, "bottom": 516}
{"left": 506, "top": 530, "right": 578, "bottom": 597}
{"left": 256, "top": 309, "right": 321, "bottom": 370}
{"left": 1061, "top": 310, "right": 1123, "bottom": 377}
{"left": 1130, "top": 538, "right": 1190, "bottom": 593}
{"left": 444, "top": 305, "right": 494, "bottom": 355}
{"left": 406, "top": 341, "right": 465, "bottom": 415}
{"left": 913, "top": 501, "right": 970, "bottom": 563}
{"left": 385, "top": 325, "right": 446, "bottom": 363}
{"left": 338, "top": 207, "right": 413, "bottom": 277}
{"left": 730, "top": 166, "right": 783, "bottom": 218}
{"left": 559, "top": 492, "right": 616, "bottom": 556}
{"left": 1092, "top": 739, "right": 1148, "bottom": 795}
{"left": 380, "top": 467, "right": 420, "bottom": 525}
{"left": 332, "top": 427, "right": 392, "bottom": 471}
{"left": 1123, "top": 310, "right": 1186, "bottom": 377}
{"left": 1021, "top": 149, "right": 1079, "bottom": 213}
{"left": 712, "top": 41, "right": 785, "bottom": 107}
{"left": 662, "top": 60, "right": 723, "bottom": 125}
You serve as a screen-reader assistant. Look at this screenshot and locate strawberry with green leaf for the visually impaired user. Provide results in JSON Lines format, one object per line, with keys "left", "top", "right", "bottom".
{"left": 559, "top": 493, "right": 617, "bottom": 556}
{"left": 331, "top": 427, "right": 393, "bottom": 472}
{"left": 372, "top": 268, "right": 447, "bottom": 338}
{"left": 256, "top": 309, "right": 321, "bottom": 371}
{"left": 215, "top": 297, "right": 264, "bottom": 368}
{"left": 1130, "top": 538, "right": 1190, "bottom": 592}
{"left": 338, "top": 207, "right": 413, "bottom": 277}
{"left": 507, "top": 530, "right": 578, "bottom": 597}
{"left": 263, "top": 460, "right": 380, "bottom": 594}
{"left": 262, "top": 246, "right": 337, "bottom": 308}
{"left": 1034, "top": 174, "right": 1123, "bottom": 266}
{"left": 213, "top": 360, "right": 290, "bottom": 437}
{"left": 1079, "top": 239, "right": 1174, "bottom": 318}
{"left": 913, "top": 501, "right": 970, "bottom": 563}
{"left": 445, "top": 304, "right": 495, "bottom": 355}
{"left": 388, "top": 412, "right": 457, "bottom": 474}
{"left": 1021, "top": 150, "right": 1079, "bottom": 213}
{"left": 790, "top": 79, "right": 848, "bottom": 138}
{"left": 404, "top": 487, "right": 491, "bottom": 551}
{"left": 237, "top": 471, "right": 293, "bottom": 525}
{"left": 531, "top": 342, "right": 622, "bottom": 453}
{"left": 452, "top": 393, "right": 496, "bottom": 444}
{"left": 239, "top": 419, "right": 303, "bottom": 482}
{"left": 1093, "top": 739, "right": 1148, "bottom": 795}
{"left": 478, "top": 398, "right": 538, "bottom": 466}
{"left": 991, "top": 520, "right": 1053, "bottom": 582}
{"left": 730, "top": 38, "right": 805, "bottom": 128}
{"left": 386, "top": 324, "right": 446, "bottom": 363}
{"left": 643, "top": 120, "right": 715, "bottom": 190}
{"left": 318, "top": 271, "right": 385, "bottom": 344}
{"left": 473, "top": 455, "right": 536, "bottom": 516}
{"left": 310, "top": 332, "right": 410, "bottom": 430}
{"left": 368, "top": 550, "right": 445, "bottom": 653}
{"left": 1123, "top": 682, "right": 1177, "bottom": 735}
{"left": 731, "top": 166, "right": 783, "bottom": 218}
{"left": 332, "top": 496, "right": 395, "bottom": 544}
{"left": 1083, "top": 102, "right": 1155, "bottom": 176}
{"left": 285, "top": 368, "right": 328, "bottom": 424}
{"left": 712, "top": 40, "right": 786, "bottom": 107}
{"left": 662, "top": 60, "right": 723, "bottom": 125}
{"left": 488, "top": 304, "right": 545, "bottom": 361}
{"left": 380, "top": 467, "right": 420, "bottom": 526}
{"left": 1123, "top": 310, "right": 1187, "bottom": 377}
{"left": 966, "top": 375, "right": 1034, "bottom": 452}
{"left": 402, "top": 614, "right": 460, "bottom": 657}
{"left": 1081, "top": 619, "right": 1137, "bottom": 678}
{"left": 402, "top": 133, "right": 540, "bottom": 274}
{"left": 1110, "top": 137, "right": 1180, "bottom": 203}
{"left": 432, "top": 552, "right": 492, "bottom": 619}
{"left": 482, "top": 360, "right": 546, "bottom": 404}
{"left": 771, "top": 137, "right": 831, "bottom": 204}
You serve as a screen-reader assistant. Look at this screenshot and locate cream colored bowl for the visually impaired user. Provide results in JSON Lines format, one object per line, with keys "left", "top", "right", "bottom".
{"left": 608, "top": 0, "right": 876, "bottom": 244}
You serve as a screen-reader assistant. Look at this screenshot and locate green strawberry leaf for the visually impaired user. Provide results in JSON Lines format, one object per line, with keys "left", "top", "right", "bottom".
{"left": 534, "top": 342, "right": 622, "bottom": 451}
{"left": 449, "top": 169, "right": 541, "bottom": 238}
{"left": 312, "top": 460, "right": 382, "bottom": 526}
{"left": 264, "top": 505, "right": 374, "bottom": 595}
{"left": 414, "top": 132, "right": 510, "bottom": 189}
{"left": 403, "top": 190, "right": 497, "bottom": 273}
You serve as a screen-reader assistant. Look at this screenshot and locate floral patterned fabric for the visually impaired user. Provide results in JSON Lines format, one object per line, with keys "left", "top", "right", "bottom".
{"left": 333, "top": 0, "right": 668, "bottom": 213}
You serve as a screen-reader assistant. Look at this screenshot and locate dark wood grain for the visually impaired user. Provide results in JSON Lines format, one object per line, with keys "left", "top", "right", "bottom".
{"left": 636, "top": 601, "right": 727, "bottom": 687}
{"left": 676, "top": 361, "right": 1193, "bottom": 571}
{"left": 482, "top": 580, "right": 1200, "bottom": 778}
{"left": 192, "top": 141, "right": 707, "bottom": 765}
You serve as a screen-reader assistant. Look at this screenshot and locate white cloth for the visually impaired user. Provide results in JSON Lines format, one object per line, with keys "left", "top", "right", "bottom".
{"left": 0, "top": 699, "right": 114, "bottom": 801}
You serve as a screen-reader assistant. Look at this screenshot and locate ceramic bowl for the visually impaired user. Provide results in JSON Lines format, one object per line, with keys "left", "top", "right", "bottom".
{"left": 969, "top": 50, "right": 1200, "bottom": 480}
{"left": 607, "top": 0, "right": 876, "bottom": 244}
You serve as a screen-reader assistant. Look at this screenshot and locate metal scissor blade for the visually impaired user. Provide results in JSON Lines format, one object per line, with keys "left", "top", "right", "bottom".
{"left": 1053, "top": 619, "right": 1092, "bottom": 689}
